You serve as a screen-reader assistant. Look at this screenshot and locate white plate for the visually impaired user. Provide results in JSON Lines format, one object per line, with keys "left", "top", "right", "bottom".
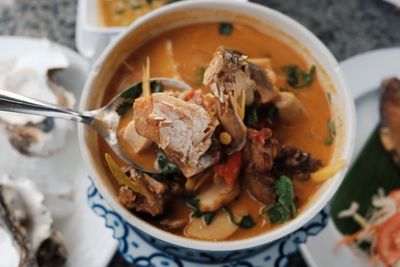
{"left": 300, "top": 48, "right": 400, "bottom": 267}
{"left": 0, "top": 36, "right": 117, "bottom": 267}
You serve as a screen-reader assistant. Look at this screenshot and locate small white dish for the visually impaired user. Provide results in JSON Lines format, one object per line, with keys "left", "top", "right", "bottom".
{"left": 300, "top": 47, "right": 400, "bottom": 267}
{"left": 75, "top": 0, "right": 248, "bottom": 59}
{"left": 0, "top": 36, "right": 117, "bottom": 267}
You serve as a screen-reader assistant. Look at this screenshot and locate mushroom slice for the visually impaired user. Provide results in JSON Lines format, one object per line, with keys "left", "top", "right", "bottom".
{"left": 197, "top": 181, "right": 240, "bottom": 212}
{"left": 274, "top": 92, "right": 307, "bottom": 122}
{"left": 184, "top": 209, "right": 238, "bottom": 241}
{"left": 380, "top": 77, "right": 400, "bottom": 167}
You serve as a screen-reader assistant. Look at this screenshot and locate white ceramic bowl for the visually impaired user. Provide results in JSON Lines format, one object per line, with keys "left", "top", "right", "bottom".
{"left": 78, "top": 0, "right": 355, "bottom": 260}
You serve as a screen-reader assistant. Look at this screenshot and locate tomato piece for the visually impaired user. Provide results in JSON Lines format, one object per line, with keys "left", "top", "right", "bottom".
{"left": 376, "top": 212, "right": 400, "bottom": 266}
{"left": 250, "top": 128, "right": 271, "bottom": 144}
{"left": 213, "top": 152, "right": 242, "bottom": 187}
{"left": 389, "top": 189, "right": 400, "bottom": 206}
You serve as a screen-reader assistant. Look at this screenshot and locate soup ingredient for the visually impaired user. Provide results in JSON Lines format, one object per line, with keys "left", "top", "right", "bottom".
{"left": 244, "top": 172, "right": 276, "bottom": 206}
{"left": 272, "top": 146, "right": 322, "bottom": 181}
{"left": 262, "top": 176, "right": 296, "bottom": 224}
{"left": 197, "top": 181, "right": 240, "bottom": 212}
{"left": 134, "top": 93, "right": 219, "bottom": 177}
{"left": 324, "top": 120, "right": 336, "bottom": 145}
{"left": 311, "top": 159, "right": 346, "bottom": 182}
{"left": 244, "top": 128, "right": 280, "bottom": 174}
{"left": 282, "top": 65, "right": 316, "bottom": 89}
{"left": 213, "top": 151, "right": 242, "bottom": 187}
{"left": 184, "top": 209, "right": 238, "bottom": 241}
{"left": 219, "top": 23, "right": 233, "bottom": 36}
{"left": 0, "top": 40, "right": 75, "bottom": 157}
{"left": 121, "top": 120, "right": 152, "bottom": 154}
{"left": 224, "top": 207, "right": 256, "bottom": 229}
{"left": 105, "top": 153, "right": 153, "bottom": 200}
{"left": 203, "top": 47, "right": 252, "bottom": 152}
{"left": 156, "top": 152, "right": 180, "bottom": 174}
{"left": 274, "top": 92, "right": 307, "bottom": 122}
{"left": 380, "top": 77, "right": 400, "bottom": 167}
{"left": 248, "top": 61, "right": 277, "bottom": 104}
{"left": 0, "top": 175, "right": 67, "bottom": 267}
{"left": 218, "top": 131, "right": 232, "bottom": 145}
{"left": 337, "top": 189, "right": 400, "bottom": 267}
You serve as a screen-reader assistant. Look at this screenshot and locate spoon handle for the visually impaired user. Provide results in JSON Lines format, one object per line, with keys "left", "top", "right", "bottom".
{"left": 0, "top": 89, "right": 93, "bottom": 124}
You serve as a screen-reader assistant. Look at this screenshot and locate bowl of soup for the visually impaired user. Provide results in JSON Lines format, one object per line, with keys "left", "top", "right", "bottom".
{"left": 78, "top": 0, "right": 355, "bottom": 262}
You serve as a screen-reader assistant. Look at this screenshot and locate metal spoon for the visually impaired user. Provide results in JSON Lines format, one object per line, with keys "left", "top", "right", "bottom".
{"left": 0, "top": 78, "right": 191, "bottom": 173}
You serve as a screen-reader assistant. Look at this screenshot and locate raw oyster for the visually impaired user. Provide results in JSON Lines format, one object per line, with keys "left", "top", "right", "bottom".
{"left": 0, "top": 40, "right": 75, "bottom": 157}
{"left": 0, "top": 175, "right": 68, "bottom": 267}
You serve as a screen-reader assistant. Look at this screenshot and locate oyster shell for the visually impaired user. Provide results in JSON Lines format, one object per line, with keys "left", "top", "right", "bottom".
{"left": 0, "top": 40, "right": 75, "bottom": 156}
{"left": 0, "top": 175, "right": 67, "bottom": 267}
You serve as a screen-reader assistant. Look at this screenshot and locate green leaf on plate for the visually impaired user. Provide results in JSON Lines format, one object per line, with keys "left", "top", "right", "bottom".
{"left": 330, "top": 125, "right": 400, "bottom": 235}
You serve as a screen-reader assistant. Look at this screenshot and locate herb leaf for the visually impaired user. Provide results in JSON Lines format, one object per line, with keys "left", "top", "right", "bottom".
{"left": 150, "top": 81, "right": 164, "bottom": 93}
{"left": 282, "top": 65, "right": 316, "bottom": 89}
{"left": 237, "top": 215, "right": 256, "bottom": 229}
{"left": 116, "top": 101, "right": 133, "bottom": 116}
{"left": 244, "top": 103, "right": 279, "bottom": 127}
{"left": 186, "top": 197, "right": 200, "bottom": 210}
{"left": 203, "top": 212, "right": 215, "bottom": 225}
{"left": 324, "top": 120, "right": 336, "bottom": 145}
{"left": 244, "top": 104, "right": 258, "bottom": 127}
{"left": 121, "top": 83, "right": 143, "bottom": 98}
{"left": 262, "top": 176, "right": 296, "bottom": 224}
{"left": 186, "top": 198, "right": 215, "bottom": 225}
{"left": 117, "top": 83, "right": 144, "bottom": 116}
{"left": 219, "top": 22, "right": 233, "bottom": 36}
{"left": 224, "top": 207, "right": 256, "bottom": 229}
{"left": 157, "top": 152, "right": 181, "bottom": 174}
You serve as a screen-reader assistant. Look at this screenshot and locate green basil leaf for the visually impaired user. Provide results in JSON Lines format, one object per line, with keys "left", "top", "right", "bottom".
{"left": 219, "top": 22, "right": 233, "bottom": 36}
{"left": 121, "top": 83, "right": 143, "bottom": 99}
{"left": 203, "top": 212, "right": 215, "bottom": 225}
{"left": 237, "top": 215, "right": 256, "bottom": 229}
{"left": 157, "top": 153, "right": 181, "bottom": 174}
{"left": 186, "top": 197, "right": 200, "bottom": 210}
{"left": 150, "top": 81, "right": 164, "bottom": 93}
{"left": 223, "top": 207, "right": 255, "bottom": 229}
{"left": 116, "top": 101, "right": 133, "bottom": 116}
{"left": 282, "top": 65, "right": 316, "bottom": 89}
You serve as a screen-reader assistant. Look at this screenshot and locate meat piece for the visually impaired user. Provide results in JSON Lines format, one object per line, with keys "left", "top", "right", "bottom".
{"left": 243, "top": 128, "right": 280, "bottom": 174}
{"left": 274, "top": 92, "right": 307, "bottom": 122}
{"left": 117, "top": 170, "right": 177, "bottom": 216}
{"left": 244, "top": 172, "right": 276, "bottom": 206}
{"left": 203, "top": 47, "right": 249, "bottom": 153}
{"left": 134, "top": 93, "right": 219, "bottom": 177}
{"left": 273, "top": 146, "right": 322, "bottom": 180}
{"left": 380, "top": 77, "right": 400, "bottom": 167}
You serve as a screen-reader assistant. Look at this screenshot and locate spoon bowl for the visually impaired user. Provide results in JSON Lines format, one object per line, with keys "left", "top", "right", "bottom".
{"left": 0, "top": 77, "right": 191, "bottom": 173}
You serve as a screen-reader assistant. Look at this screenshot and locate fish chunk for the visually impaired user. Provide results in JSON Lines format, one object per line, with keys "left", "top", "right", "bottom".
{"left": 134, "top": 93, "right": 218, "bottom": 177}
{"left": 203, "top": 47, "right": 250, "bottom": 152}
